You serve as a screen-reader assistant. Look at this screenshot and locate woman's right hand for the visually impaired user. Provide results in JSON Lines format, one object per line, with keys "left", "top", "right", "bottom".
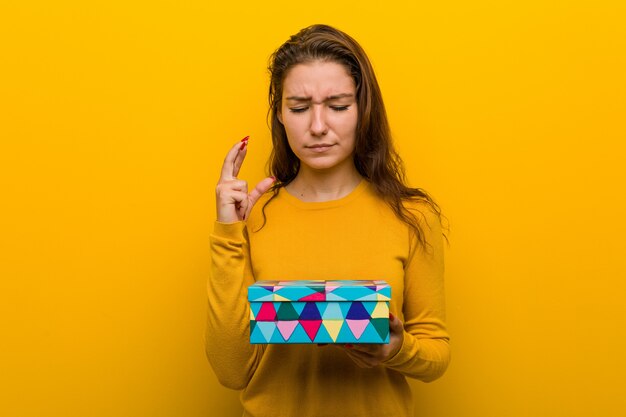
{"left": 216, "top": 137, "right": 276, "bottom": 223}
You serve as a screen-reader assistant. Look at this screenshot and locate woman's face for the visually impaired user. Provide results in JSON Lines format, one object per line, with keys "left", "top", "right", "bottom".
{"left": 279, "top": 60, "right": 358, "bottom": 174}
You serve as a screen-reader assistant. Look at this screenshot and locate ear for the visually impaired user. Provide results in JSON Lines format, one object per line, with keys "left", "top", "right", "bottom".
{"left": 277, "top": 109, "right": 284, "bottom": 125}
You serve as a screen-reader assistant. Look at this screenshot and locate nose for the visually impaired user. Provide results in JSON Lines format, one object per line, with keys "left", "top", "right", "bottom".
{"left": 309, "top": 104, "right": 328, "bottom": 136}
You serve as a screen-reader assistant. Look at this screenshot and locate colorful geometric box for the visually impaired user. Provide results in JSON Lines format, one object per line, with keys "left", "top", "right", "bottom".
{"left": 248, "top": 280, "right": 391, "bottom": 344}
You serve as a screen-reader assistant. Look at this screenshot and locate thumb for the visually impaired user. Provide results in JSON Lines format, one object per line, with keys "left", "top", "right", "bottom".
{"left": 389, "top": 312, "right": 404, "bottom": 334}
{"left": 245, "top": 176, "right": 276, "bottom": 217}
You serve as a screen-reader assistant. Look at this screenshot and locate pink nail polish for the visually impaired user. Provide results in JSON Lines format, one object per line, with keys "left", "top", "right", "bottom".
{"left": 270, "top": 176, "right": 276, "bottom": 181}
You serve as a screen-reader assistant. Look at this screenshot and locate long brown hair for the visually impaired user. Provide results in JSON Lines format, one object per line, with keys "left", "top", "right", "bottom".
{"left": 262, "top": 24, "right": 445, "bottom": 250}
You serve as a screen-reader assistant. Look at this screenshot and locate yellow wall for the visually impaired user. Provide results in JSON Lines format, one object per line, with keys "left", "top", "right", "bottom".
{"left": 2, "top": 1, "right": 625, "bottom": 416}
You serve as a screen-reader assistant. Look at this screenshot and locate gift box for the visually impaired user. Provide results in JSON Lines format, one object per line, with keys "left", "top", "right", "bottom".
{"left": 248, "top": 280, "right": 390, "bottom": 344}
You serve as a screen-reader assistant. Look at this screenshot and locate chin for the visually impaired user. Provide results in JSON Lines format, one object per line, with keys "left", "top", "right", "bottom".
{"left": 301, "top": 157, "right": 350, "bottom": 172}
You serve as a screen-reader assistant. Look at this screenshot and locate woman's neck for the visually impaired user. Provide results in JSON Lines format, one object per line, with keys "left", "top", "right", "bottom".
{"left": 285, "top": 164, "right": 363, "bottom": 203}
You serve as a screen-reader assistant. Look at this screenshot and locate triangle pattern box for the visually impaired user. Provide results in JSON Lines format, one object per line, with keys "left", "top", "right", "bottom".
{"left": 248, "top": 280, "right": 390, "bottom": 344}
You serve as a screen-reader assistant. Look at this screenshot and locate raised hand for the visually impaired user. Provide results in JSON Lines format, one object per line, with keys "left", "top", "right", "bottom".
{"left": 215, "top": 136, "right": 276, "bottom": 223}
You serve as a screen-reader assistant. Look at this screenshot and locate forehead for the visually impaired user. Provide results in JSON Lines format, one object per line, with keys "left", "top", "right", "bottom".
{"left": 282, "top": 61, "right": 355, "bottom": 98}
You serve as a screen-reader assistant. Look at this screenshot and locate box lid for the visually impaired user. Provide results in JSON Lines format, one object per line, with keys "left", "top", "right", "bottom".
{"left": 248, "top": 280, "right": 391, "bottom": 302}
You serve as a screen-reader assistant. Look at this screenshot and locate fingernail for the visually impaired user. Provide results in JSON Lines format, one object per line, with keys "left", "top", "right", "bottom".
{"left": 389, "top": 313, "right": 395, "bottom": 320}
{"left": 270, "top": 176, "right": 276, "bottom": 181}
{"left": 239, "top": 141, "right": 247, "bottom": 151}
{"left": 345, "top": 344, "right": 353, "bottom": 349}
{"left": 241, "top": 136, "right": 249, "bottom": 142}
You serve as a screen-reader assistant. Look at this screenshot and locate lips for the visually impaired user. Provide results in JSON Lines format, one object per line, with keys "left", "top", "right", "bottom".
{"left": 307, "top": 143, "right": 335, "bottom": 153}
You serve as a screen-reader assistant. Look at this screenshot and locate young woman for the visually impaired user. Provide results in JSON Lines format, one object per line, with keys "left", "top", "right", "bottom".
{"left": 206, "top": 24, "right": 450, "bottom": 417}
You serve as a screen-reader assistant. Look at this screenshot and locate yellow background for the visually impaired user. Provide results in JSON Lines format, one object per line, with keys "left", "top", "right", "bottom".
{"left": 1, "top": 1, "right": 625, "bottom": 416}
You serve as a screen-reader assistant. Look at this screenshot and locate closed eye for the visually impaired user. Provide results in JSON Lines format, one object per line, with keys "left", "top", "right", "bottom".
{"left": 288, "top": 105, "right": 350, "bottom": 113}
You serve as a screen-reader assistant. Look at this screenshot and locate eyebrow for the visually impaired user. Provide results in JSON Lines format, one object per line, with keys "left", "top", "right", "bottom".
{"left": 285, "top": 93, "right": 354, "bottom": 102}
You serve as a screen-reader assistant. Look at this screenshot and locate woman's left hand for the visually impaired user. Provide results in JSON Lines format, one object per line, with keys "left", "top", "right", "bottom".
{"left": 338, "top": 313, "right": 405, "bottom": 368}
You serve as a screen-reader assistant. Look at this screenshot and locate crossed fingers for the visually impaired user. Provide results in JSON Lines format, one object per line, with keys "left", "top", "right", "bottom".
{"left": 216, "top": 137, "right": 275, "bottom": 223}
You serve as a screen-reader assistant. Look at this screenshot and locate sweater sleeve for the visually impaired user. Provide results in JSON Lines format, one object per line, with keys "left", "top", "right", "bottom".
{"left": 382, "top": 204, "right": 451, "bottom": 382}
{"left": 205, "top": 221, "right": 265, "bottom": 390}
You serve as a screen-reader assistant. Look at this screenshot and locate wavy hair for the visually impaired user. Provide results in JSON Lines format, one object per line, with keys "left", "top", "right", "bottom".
{"left": 261, "top": 24, "right": 445, "bottom": 249}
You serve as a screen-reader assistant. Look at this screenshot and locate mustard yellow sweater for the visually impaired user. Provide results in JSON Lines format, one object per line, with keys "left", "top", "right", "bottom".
{"left": 206, "top": 180, "right": 450, "bottom": 417}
